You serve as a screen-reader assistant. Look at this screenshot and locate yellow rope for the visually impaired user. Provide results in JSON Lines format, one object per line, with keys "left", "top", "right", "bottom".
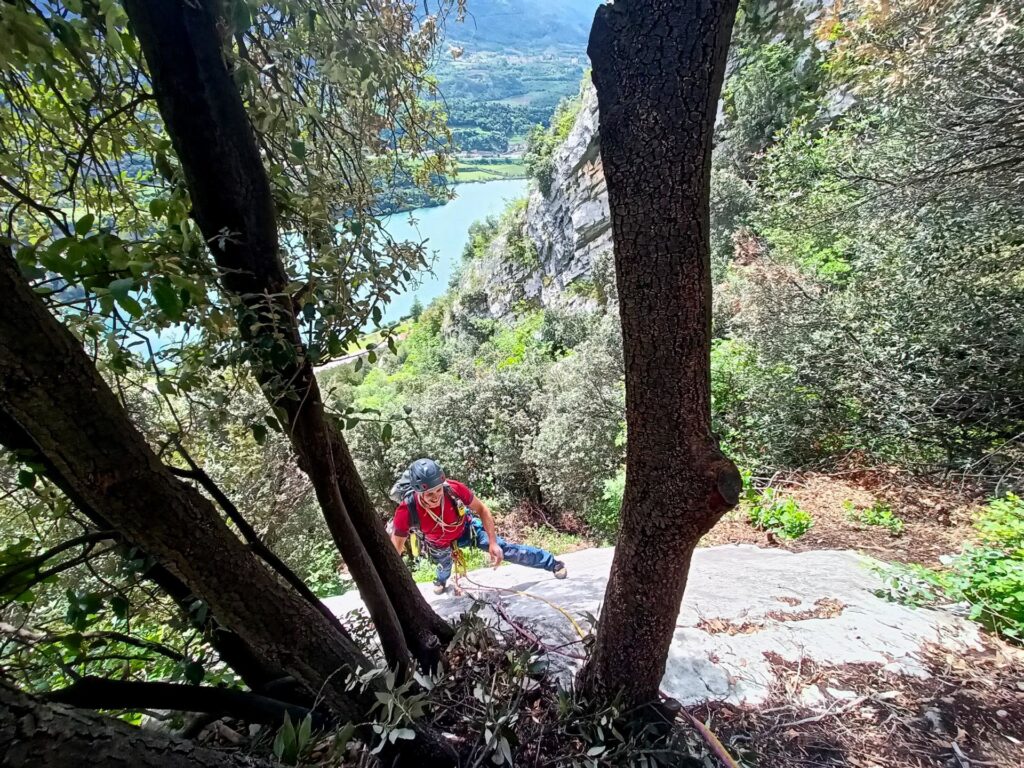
{"left": 451, "top": 544, "right": 468, "bottom": 577}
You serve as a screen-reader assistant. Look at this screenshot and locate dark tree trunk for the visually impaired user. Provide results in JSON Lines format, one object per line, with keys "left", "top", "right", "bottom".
{"left": 0, "top": 252, "right": 456, "bottom": 766}
{"left": 579, "top": 0, "right": 742, "bottom": 705}
{"left": 46, "top": 677, "right": 327, "bottom": 728}
{"left": 120, "top": 0, "right": 450, "bottom": 669}
{"left": 0, "top": 681, "right": 273, "bottom": 768}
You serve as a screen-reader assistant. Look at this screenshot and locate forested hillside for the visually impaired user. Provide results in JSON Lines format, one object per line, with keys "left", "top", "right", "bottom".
{"left": 329, "top": 0, "right": 1024, "bottom": 635}
{"left": 436, "top": 0, "right": 598, "bottom": 153}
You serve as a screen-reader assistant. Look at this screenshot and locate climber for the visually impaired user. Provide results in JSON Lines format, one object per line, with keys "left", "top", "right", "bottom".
{"left": 389, "top": 458, "right": 568, "bottom": 594}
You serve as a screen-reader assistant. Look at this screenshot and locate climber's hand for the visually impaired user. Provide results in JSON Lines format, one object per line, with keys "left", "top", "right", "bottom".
{"left": 489, "top": 543, "right": 503, "bottom": 568}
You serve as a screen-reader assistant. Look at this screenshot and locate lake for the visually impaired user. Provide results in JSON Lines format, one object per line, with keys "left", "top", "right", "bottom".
{"left": 381, "top": 178, "right": 529, "bottom": 324}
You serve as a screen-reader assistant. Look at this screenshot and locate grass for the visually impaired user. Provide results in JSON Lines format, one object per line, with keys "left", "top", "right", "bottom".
{"left": 519, "top": 525, "right": 584, "bottom": 555}
{"left": 455, "top": 158, "right": 528, "bottom": 182}
{"left": 407, "top": 525, "right": 583, "bottom": 584}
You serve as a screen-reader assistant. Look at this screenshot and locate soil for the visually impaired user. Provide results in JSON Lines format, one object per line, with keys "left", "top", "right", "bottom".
{"left": 700, "top": 468, "right": 982, "bottom": 567}
{"left": 687, "top": 643, "right": 1024, "bottom": 767}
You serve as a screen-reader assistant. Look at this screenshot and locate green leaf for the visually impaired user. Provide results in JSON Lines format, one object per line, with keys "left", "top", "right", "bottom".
{"left": 290, "top": 139, "right": 306, "bottom": 161}
{"left": 232, "top": 0, "right": 252, "bottom": 31}
{"left": 17, "top": 469, "right": 36, "bottom": 488}
{"left": 156, "top": 379, "right": 176, "bottom": 396}
{"left": 251, "top": 423, "right": 267, "bottom": 445}
{"left": 272, "top": 730, "right": 286, "bottom": 759}
{"left": 282, "top": 711, "right": 296, "bottom": 745}
{"left": 381, "top": 423, "right": 393, "bottom": 443}
{"left": 183, "top": 661, "right": 204, "bottom": 684}
{"left": 297, "top": 714, "right": 312, "bottom": 749}
{"left": 152, "top": 278, "right": 183, "bottom": 320}
{"left": 75, "top": 214, "right": 95, "bottom": 237}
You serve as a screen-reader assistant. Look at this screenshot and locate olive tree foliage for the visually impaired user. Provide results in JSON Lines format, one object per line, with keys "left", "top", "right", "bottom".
{"left": 711, "top": 0, "right": 1024, "bottom": 487}
{"left": 525, "top": 313, "right": 624, "bottom": 517}
{"left": 1, "top": 0, "right": 456, "bottom": 390}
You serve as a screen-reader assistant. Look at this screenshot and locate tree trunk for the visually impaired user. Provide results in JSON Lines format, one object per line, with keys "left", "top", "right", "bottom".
{"left": 579, "top": 0, "right": 742, "bottom": 705}
{"left": 120, "top": 0, "right": 450, "bottom": 669}
{"left": 0, "top": 681, "right": 273, "bottom": 768}
{"left": 0, "top": 252, "right": 370, "bottom": 721}
{"left": 0, "top": 252, "right": 458, "bottom": 767}
{"left": 46, "top": 677, "right": 326, "bottom": 729}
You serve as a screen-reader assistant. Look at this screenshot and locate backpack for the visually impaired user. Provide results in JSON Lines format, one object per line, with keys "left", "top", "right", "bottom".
{"left": 389, "top": 467, "right": 467, "bottom": 534}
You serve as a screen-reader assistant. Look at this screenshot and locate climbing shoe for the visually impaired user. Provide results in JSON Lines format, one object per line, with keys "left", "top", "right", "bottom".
{"left": 553, "top": 561, "right": 567, "bottom": 579}
{"left": 432, "top": 581, "right": 447, "bottom": 595}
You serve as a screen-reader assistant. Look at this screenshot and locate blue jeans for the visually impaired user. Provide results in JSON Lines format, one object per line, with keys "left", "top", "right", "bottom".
{"left": 428, "top": 514, "right": 556, "bottom": 585}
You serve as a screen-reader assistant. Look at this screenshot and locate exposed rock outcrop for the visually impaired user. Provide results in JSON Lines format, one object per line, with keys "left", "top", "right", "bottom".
{"left": 451, "top": 84, "right": 611, "bottom": 323}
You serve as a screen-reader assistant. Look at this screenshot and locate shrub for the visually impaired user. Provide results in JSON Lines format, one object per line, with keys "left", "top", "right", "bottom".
{"left": 939, "top": 494, "right": 1024, "bottom": 641}
{"left": 586, "top": 468, "right": 624, "bottom": 542}
{"left": 747, "top": 490, "right": 813, "bottom": 539}
{"left": 845, "top": 500, "right": 905, "bottom": 536}
{"left": 878, "top": 494, "right": 1024, "bottom": 642}
{"left": 526, "top": 315, "right": 625, "bottom": 517}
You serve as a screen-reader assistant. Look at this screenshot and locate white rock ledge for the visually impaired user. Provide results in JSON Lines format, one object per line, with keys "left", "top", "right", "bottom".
{"left": 323, "top": 544, "right": 982, "bottom": 707}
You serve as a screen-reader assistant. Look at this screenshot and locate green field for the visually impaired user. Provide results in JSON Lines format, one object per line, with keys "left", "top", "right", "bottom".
{"left": 454, "top": 158, "right": 528, "bottom": 182}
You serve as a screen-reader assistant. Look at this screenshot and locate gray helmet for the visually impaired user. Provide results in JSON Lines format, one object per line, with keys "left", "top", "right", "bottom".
{"left": 408, "top": 458, "right": 445, "bottom": 492}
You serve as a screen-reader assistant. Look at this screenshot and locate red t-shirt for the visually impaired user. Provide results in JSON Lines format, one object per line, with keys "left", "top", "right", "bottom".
{"left": 392, "top": 479, "right": 474, "bottom": 547}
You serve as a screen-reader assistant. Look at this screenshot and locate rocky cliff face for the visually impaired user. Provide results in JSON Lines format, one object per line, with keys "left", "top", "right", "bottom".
{"left": 522, "top": 83, "right": 610, "bottom": 307}
{"left": 450, "top": 84, "right": 610, "bottom": 323}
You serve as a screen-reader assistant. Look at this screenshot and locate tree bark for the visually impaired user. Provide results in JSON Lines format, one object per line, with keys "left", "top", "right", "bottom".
{"left": 579, "top": 0, "right": 742, "bottom": 705}
{"left": 46, "top": 677, "right": 327, "bottom": 729}
{"left": 120, "top": 0, "right": 450, "bottom": 669}
{"left": 0, "top": 681, "right": 273, "bottom": 768}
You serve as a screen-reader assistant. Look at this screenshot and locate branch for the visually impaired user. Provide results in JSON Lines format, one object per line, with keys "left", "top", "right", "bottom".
{"left": 0, "top": 530, "right": 118, "bottom": 586}
{"left": 0, "top": 176, "right": 70, "bottom": 236}
{"left": 46, "top": 676, "right": 332, "bottom": 729}
{"left": 166, "top": 444, "right": 350, "bottom": 638}
{"left": 0, "top": 623, "right": 186, "bottom": 663}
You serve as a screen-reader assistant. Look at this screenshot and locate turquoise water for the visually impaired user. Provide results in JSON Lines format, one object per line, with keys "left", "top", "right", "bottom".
{"left": 381, "top": 178, "right": 529, "bottom": 324}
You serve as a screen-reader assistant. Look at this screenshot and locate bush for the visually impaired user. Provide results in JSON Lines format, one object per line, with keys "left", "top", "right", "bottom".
{"left": 526, "top": 315, "right": 625, "bottom": 517}
{"left": 747, "top": 490, "right": 813, "bottom": 539}
{"left": 935, "top": 494, "right": 1024, "bottom": 641}
{"left": 586, "top": 468, "right": 624, "bottom": 542}
{"left": 846, "top": 500, "right": 905, "bottom": 537}
{"left": 878, "top": 494, "right": 1024, "bottom": 642}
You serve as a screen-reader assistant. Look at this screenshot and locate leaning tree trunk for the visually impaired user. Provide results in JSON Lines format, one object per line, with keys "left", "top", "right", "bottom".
{"left": 0, "top": 681, "right": 273, "bottom": 768}
{"left": 579, "top": 0, "right": 742, "bottom": 705}
{"left": 120, "top": 0, "right": 451, "bottom": 669}
{"left": 0, "top": 251, "right": 456, "bottom": 767}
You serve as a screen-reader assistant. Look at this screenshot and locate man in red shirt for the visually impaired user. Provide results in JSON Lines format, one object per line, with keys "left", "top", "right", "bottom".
{"left": 390, "top": 458, "right": 567, "bottom": 594}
